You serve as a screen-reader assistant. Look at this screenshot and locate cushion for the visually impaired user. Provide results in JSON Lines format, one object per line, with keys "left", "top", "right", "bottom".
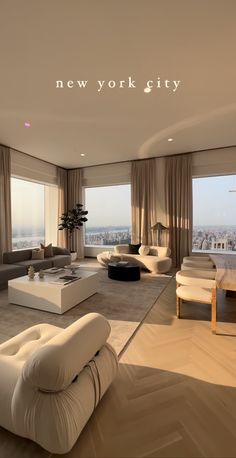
{"left": 183, "top": 260, "right": 214, "bottom": 269}
{"left": 139, "top": 245, "right": 150, "bottom": 256}
{"left": 32, "top": 249, "right": 44, "bottom": 260}
{"left": 181, "top": 263, "right": 215, "bottom": 271}
{"left": 176, "top": 285, "right": 212, "bottom": 303}
{"left": 23, "top": 313, "right": 111, "bottom": 392}
{"left": 183, "top": 256, "right": 210, "bottom": 262}
{"left": 176, "top": 271, "right": 216, "bottom": 288}
{"left": 128, "top": 243, "right": 141, "bottom": 254}
{"left": 40, "top": 243, "right": 53, "bottom": 257}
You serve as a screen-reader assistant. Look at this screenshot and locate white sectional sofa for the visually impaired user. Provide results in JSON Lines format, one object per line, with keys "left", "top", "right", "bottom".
{"left": 97, "top": 245, "right": 172, "bottom": 274}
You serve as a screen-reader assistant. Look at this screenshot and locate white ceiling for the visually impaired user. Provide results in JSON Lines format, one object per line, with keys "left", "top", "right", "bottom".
{"left": 0, "top": 0, "right": 236, "bottom": 168}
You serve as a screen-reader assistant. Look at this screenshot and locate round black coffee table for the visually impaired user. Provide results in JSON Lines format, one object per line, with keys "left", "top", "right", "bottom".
{"left": 108, "top": 262, "right": 140, "bottom": 281}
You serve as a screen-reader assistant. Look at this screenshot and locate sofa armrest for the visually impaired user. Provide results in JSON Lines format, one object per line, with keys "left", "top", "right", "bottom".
{"left": 52, "top": 246, "right": 70, "bottom": 256}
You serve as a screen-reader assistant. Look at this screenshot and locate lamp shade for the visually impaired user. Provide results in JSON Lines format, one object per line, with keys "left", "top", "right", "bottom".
{"left": 151, "top": 222, "right": 168, "bottom": 246}
{"left": 151, "top": 222, "right": 168, "bottom": 231}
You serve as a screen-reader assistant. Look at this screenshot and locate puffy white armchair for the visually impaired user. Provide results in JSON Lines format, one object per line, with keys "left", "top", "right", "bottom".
{"left": 113, "top": 245, "right": 172, "bottom": 273}
{"left": 0, "top": 313, "right": 118, "bottom": 454}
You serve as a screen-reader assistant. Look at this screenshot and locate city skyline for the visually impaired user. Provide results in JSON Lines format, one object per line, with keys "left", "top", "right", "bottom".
{"left": 12, "top": 175, "right": 236, "bottom": 230}
{"left": 11, "top": 175, "right": 236, "bottom": 253}
{"left": 192, "top": 225, "right": 236, "bottom": 253}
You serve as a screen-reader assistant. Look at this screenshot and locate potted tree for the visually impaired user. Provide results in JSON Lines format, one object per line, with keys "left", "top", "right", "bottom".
{"left": 58, "top": 203, "right": 88, "bottom": 261}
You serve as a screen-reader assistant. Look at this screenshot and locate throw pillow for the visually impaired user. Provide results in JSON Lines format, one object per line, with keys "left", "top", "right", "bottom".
{"left": 139, "top": 245, "right": 150, "bottom": 256}
{"left": 32, "top": 248, "right": 44, "bottom": 260}
{"left": 40, "top": 243, "right": 53, "bottom": 257}
{"left": 128, "top": 243, "right": 141, "bottom": 254}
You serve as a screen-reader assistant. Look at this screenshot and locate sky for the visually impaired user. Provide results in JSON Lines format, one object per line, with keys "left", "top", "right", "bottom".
{"left": 86, "top": 177, "right": 236, "bottom": 228}
{"left": 85, "top": 184, "right": 131, "bottom": 227}
{"left": 193, "top": 175, "right": 236, "bottom": 226}
{"left": 11, "top": 176, "right": 236, "bottom": 233}
{"left": 11, "top": 178, "right": 44, "bottom": 233}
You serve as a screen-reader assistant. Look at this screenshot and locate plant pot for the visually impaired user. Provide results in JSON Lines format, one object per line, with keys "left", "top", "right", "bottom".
{"left": 70, "top": 252, "right": 77, "bottom": 262}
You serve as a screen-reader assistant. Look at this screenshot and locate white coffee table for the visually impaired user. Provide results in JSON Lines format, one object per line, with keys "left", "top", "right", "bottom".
{"left": 8, "top": 270, "right": 99, "bottom": 314}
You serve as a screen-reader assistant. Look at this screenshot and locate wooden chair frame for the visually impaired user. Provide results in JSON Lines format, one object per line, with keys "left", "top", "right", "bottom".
{"left": 176, "top": 282, "right": 217, "bottom": 334}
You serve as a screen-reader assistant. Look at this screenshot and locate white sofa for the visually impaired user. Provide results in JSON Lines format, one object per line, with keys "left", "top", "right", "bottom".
{"left": 110, "top": 245, "right": 172, "bottom": 273}
{"left": 0, "top": 313, "right": 118, "bottom": 454}
{"left": 114, "top": 245, "right": 172, "bottom": 273}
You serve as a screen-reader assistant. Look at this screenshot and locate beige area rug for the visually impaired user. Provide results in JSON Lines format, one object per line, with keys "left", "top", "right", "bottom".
{"left": 0, "top": 264, "right": 172, "bottom": 355}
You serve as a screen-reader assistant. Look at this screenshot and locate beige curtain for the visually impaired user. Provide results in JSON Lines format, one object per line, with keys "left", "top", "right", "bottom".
{"left": 131, "top": 159, "right": 157, "bottom": 245}
{"left": 57, "top": 167, "right": 68, "bottom": 248}
{"left": 165, "top": 153, "right": 192, "bottom": 267}
{"left": 68, "top": 169, "right": 84, "bottom": 258}
{"left": 0, "top": 146, "right": 12, "bottom": 262}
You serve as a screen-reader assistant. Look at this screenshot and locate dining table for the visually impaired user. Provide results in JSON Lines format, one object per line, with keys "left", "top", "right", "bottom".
{"left": 209, "top": 254, "right": 236, "bottom": 292}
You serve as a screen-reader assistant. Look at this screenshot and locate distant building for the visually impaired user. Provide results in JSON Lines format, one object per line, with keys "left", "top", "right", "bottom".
{"left": 202, "top": 239, "right": 210, "bottom": 250}
{"left": 211, "top": 238, "right": 229, "bottom": 251}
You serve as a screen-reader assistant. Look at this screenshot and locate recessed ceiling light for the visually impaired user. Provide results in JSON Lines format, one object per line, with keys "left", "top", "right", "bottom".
{"left": 80, "top": 153, "right": 85, "bottom": 157}
{"left": 24, "top": 122, "right": 31, "bottom": 128}
{"left": 168, "top": 138, "right": 173, "bottom": 142}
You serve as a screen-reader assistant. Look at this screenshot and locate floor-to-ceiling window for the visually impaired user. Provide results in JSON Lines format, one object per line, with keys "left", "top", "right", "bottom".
{"left": 11, "top": 177, "right": 58, "bottom": 250}
{"left": 11, "top": 178, "right": 45, "bottom": 249}
{"left": 85, "top": 184, "right": 131, "bottom": 246}
{"left": 193, "top": 175, "right": 236, "bottom": 253}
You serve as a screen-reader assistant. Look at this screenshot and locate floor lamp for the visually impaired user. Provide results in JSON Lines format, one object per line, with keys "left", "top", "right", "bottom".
{"left": 151, "top": 222, "right": 168, "bottom": 246}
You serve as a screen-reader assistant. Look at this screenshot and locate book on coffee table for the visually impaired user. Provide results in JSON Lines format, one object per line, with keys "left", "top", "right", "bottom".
{"left": 44, "top": 267, "right": 65, "bottom": 274}
{"left": 50, "top": 275, "right": 81, "bottom": 285}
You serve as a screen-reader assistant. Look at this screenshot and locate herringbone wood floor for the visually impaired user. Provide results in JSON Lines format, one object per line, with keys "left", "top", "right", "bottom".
{"left": 57, "top": 278, "right": 236, "bottom": 458}
{"left": 1, "top": 275, "right": 236, "bottom": 458}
